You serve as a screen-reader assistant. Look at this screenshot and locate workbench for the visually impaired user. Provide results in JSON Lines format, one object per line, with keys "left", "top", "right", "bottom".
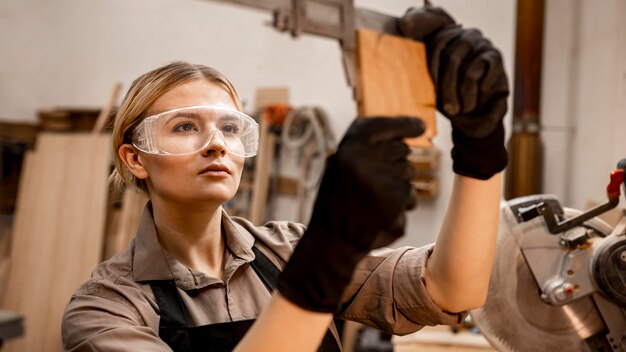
{"left": 392, "top": 325, "right": 495, "bottom": 352}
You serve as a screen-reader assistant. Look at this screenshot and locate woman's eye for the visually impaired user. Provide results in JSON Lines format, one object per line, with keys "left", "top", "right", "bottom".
{"left": 173, "top": 122, "right": 198, "bottom": 132}
{"left": 221, "top": 123, "right": 241, "bottom": 135}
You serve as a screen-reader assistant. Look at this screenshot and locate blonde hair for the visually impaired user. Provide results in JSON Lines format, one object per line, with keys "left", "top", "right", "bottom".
{"left": 111, "top": 61, "right": 243, "bottom": 195}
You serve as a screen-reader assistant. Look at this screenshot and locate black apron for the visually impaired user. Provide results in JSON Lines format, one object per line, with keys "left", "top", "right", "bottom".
{"left": 150, "top": 246, "right": 342, "bottom": 352}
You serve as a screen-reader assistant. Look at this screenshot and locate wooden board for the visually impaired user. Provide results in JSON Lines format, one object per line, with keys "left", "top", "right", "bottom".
{"left": 249, "top": 111, "right": 276, "bottom": 225}
{"left": 254, "top": 87, "right": 289, "bottom": 111}
{"left": 103, "top": 188, "right": 147, "bottom": 259}
{"left": 356, "top": 29, "right": 437, "bottom": 148}
{"left": 2, "top": 133, "right": 111, "bottom": 352}
{"left": 0, "top": 215, "right": 12, "bottom": 304}
{"left": 92, "top": 82, "right": 123, "bottom": 134}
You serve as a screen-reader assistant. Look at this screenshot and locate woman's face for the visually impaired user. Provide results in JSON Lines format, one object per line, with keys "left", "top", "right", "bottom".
{"left": 137, "top": 79, "right": 245, "bottom": 207}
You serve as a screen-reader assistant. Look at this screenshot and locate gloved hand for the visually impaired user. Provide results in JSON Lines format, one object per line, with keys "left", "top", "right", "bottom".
{"left": 398, "top": 5, "right": 509, "bottom": 180}
{"left": 277, "top": 117, "right": 425, "bottom": 312}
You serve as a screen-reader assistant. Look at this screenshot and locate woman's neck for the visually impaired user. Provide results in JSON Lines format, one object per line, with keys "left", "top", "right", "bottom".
{"left": 151, "top": 199, "right": 227, "bottom": 280}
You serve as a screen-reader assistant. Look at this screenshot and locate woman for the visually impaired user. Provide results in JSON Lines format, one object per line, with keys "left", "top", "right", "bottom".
{"left": 62, "top": 5, "right": 509, "bottom": 352}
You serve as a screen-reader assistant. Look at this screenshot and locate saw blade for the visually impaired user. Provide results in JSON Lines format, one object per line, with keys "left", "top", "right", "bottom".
{"left": 470, "top": 201, "right": 607, "bottom": 352}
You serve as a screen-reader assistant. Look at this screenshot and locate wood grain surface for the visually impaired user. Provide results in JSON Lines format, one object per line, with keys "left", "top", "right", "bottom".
{"left": 356, "top": 28, "right": 437, "bottom": 148}
{"left": 2, "top": 133, "right": 111, "bottom": 352}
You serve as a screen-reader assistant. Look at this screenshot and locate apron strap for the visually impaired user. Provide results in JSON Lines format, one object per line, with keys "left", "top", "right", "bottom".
{"left": 150, "top": 280, "right": 188, "bottom": 327}
{"left": 150, "top": 245, "right": 343, "bottom": 352}
{"left": 250, "top": 246, "right": 282, "bottom": 292}
{"left": 150, "top": 245, "right": 279, "bottom": 327}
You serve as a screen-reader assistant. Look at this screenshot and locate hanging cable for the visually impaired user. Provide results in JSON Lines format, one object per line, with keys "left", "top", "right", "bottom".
{"left": 280, "top": 106, "right": 335, "bottom": 221}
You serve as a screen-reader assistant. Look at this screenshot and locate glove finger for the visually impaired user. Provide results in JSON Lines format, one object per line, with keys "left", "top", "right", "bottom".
{"left": 356, "top": 117, "right": 426, "bottom": 144}
{"left": 396, "top": 163, "right": 417, "bottom": 181}
{"left": 375, "top": 161, "right": 415, "bottom": 182}
{"left": 451, "top": 93, "right": 508, "bottom": 138}
{"left": 439, "top": 29, "right": 485, "bottom": 116}
{"left": 406, "top": 185, "right": 418, "bottom": 210}
{"left": 339, "top": 142, "right": 411, "bottom": 173}
{"left": 373, "top": 140, "right": 411, "bottom": 162}
{"left": 458, "top": 40, "right": 494, "bottom": 113}
{"left": 428, "top": 25, "right": 464, "bottom": 87}
{"left": 478, "top": 50, "right": 509, "bottom": 100}
{"left": 398, "top": 5, "right": 456, "bottom": 41}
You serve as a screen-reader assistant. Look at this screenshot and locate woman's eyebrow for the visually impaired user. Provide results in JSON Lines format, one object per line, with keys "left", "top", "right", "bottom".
{"left": 163, "top": 111, "right": 240, "bottom": 124}
{"left": 163, "top": 112, "right": 201, "bottom": 123}
{"left": 220, "top": 113, "right": 240, "bottom": 121}
{"left": 169, "top": 112, "right": 200, "bottom": 119}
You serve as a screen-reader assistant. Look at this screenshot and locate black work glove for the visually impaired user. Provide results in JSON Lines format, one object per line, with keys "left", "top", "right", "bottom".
{"left": 277, "top": 117, "right": 425, "bottom": 312}
{"left": 398, "top": 5, "right": 509, "bottom": 180}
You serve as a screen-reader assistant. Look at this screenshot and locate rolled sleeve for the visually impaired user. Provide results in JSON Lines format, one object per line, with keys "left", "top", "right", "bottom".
{"left": 62, "top": 281, "right": 170, "bottom": 352}
{"left": 337, "top": 244, "right": 466, "bottom": 335}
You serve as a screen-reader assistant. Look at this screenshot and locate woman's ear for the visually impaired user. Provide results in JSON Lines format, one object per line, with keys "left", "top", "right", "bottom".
{"left": 119, "top": 144, "right": 149, "bottom": 180}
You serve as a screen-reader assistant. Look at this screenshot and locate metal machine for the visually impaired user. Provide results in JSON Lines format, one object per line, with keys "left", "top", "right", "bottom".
{"left": 471, "top": 167, "right": 626, "bottom": 351}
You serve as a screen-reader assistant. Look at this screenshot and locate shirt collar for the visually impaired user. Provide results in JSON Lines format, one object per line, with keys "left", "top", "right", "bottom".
{"left": 132, "top": 202, "right": 256, "bottom": 289}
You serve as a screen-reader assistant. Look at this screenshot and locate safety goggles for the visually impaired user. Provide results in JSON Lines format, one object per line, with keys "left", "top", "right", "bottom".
{"left": 132, "top": 105, "right": 259, "bottom": 157}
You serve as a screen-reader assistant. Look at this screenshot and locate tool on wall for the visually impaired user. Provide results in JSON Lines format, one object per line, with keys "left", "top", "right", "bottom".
{"left": 471, "top": 161, "right": 626, "bottom": 351}
{"left": 281, "top": 106, "right": 335, "bottom": 222}
{"left": 244, "top": 103, "right": 336, "bottom": 225}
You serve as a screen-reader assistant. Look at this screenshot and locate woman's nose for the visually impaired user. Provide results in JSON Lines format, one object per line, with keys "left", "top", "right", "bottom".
{"left": 201, "top": 130, "right": 228, "bottom": 156}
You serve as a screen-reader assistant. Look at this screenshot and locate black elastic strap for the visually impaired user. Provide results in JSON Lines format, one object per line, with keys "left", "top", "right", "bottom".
{"left": 250, "top": 246, "right": 282, "bottom": 292}
{"left": 150, "top": 280, "right": 188, "bottom": 327}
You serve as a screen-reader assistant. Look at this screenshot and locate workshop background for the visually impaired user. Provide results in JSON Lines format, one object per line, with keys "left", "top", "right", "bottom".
{"left": 0, "top": 0, "right": 625, "bottom": 351}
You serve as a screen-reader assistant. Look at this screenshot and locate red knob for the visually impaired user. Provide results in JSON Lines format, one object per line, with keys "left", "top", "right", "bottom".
{"left": 607, "top": 169, "right": 624, "bottom": 199}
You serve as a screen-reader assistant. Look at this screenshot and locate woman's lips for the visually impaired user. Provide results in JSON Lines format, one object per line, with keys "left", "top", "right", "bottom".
{"left": 199, "top": 164, "right": 231, "bottom": 176}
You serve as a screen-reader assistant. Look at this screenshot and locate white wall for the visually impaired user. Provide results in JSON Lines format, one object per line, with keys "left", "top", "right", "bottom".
{"left": 0, "top": 0, "right": 516, "bottom": 247}
{"left": 541, "top": 0, "right": 626, "bottom": 211}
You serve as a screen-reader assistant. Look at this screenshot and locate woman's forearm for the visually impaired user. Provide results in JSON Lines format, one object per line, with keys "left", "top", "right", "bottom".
{"left": 425, "top": 172, "right": 503, "bottom": 313}
{"left": 234, "top": 292, "right": 333, "bottom": 352}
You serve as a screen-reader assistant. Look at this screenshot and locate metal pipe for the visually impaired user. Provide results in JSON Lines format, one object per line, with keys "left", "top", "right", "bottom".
{"left": 504, "top": 0, "right": 546, "bottom": 199}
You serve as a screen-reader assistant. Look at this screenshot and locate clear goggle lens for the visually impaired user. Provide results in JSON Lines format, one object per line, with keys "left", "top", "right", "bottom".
{"left": 132, "top": 105, "right": 259, "bottom": 157}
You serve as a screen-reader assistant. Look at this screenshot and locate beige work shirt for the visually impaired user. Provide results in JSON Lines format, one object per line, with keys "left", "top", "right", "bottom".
{"left": 62, "top": 204, "right": 464, "bottom": 351}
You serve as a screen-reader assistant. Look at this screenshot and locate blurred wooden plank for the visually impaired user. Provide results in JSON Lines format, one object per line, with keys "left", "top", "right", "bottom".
{"left": 341, "top": 321, "right": 364, "bottom": 352}
{"left": 249, "top": 112, "right": 276, "bottom": 225}
{"left": 2, "top": 133, "right": 111, "bottom": 352}
{"left": 254, "top": 87, "right": 289, "bottom": 111}
{"left": 0, "top": 215, "right": 12, "bottom": 305}
{"left": 38, "top": 109, "right": 100, "bottom": 132}
{"left": 0, "top": 122, "right": 38, "bottom": 144}
{"left": 103, "top": 188, "right": 147, "bottom": 259}
{"left": 356, "top": 29, "right": 436, "bottom": 148}
{"left": 92, "top": 82, "right": 123, "bottom": 134}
